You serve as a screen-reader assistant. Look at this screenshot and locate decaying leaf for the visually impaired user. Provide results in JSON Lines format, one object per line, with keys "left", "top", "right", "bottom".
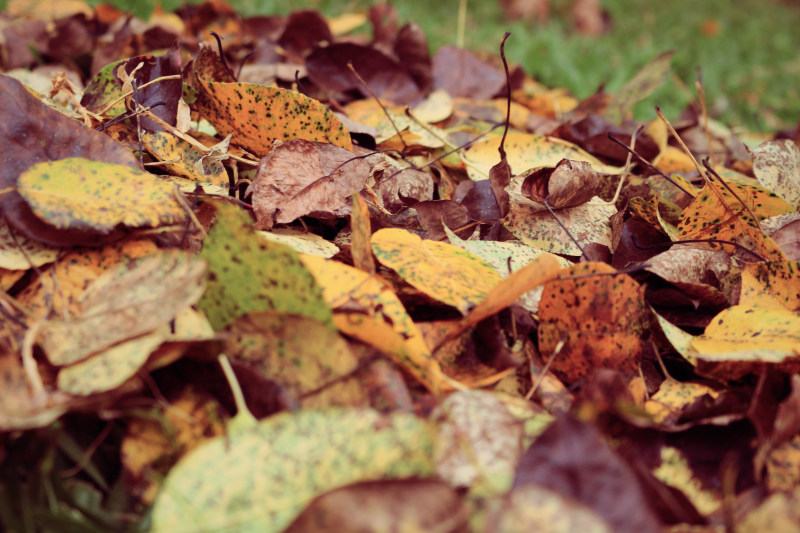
{"left": 252, "top": 139, "right": 370, "bottom": 229}
{"left": 752, "top": 139, "right": 800, "bottom": 209}
{"left": 191, "top": 44, "right": 351, "bottom": 156}
{"left": 17, "top": 157, "right": 186, "bottom": 235}
{"left": 538, "top": 262, "right": 648, "bottom": 384}
{"left": 38, "top": 251, "right": 206, "bottom": 366}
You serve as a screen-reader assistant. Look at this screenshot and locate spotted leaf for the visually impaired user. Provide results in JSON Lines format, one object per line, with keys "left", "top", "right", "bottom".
{"left": 16, "top": 157, "right": 185, "bottom": 235}
{"left": 197, "top": 202, "right": 333, "bottom": 331}
{"left": 538, "top": 262, "right": 648, "bottom": 385}
{"left": 150, "top": 409, "right": 435, "bottom": 533}
{"left": 370, "top": 228, "right": 501, "bottom": 315}
{"left": 191, "top": 44, "right": 351, "bottom": 156}
{"left": 677, "top": 181, "right": 790, "bottom": 261}
{"left": 691, "top": 306, "right": 800, "bottom": 380}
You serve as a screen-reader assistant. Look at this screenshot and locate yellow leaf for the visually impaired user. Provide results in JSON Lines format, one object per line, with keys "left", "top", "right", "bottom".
{"left": 370, "top": 228, "right": 502, "bottom": 315}
{"left": 691, "top": 305, "right": 800, "bottom": 379}
{"left": 300, "top": 254, "right": 445, "bottom": 393}
{"left": 462, "top": 131, "right": 622, "bottom": 181}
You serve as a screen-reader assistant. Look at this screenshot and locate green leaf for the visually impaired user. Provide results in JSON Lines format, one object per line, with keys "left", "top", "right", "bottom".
{"left": 198, "top": 202, "right": 333, "bottom": 330}
{"left": 150, "top": 409, "right": 435, "bottom": 533}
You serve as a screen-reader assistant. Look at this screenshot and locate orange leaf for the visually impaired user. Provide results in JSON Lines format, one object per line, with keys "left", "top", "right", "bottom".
{"left": 537, "top": 262, "right": 648, "bottom": 384}
{"left": 191, "top": 44, "right": 351, "bottom": 156}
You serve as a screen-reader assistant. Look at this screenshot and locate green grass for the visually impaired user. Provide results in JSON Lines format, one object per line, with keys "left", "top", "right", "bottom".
{"left": 96, "top": 0, "right": 800, "bottom": 131}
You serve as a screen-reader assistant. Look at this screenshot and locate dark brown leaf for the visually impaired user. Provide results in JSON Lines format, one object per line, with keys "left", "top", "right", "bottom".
{"left": 520, "top": 158, "right": 602, "bottom": 208}
{"left": 514, "top": 414, "right": 662, "bottom": 533}
{"left": 306, "top": 42, "right": 424, "bottom": 106}
{"left": 432, "top": 45, "right": 505, "bottom": 100}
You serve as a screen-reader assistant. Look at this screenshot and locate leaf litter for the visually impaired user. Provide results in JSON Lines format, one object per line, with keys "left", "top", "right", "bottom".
{"left": 1, "top": 1, "right": 800, "bottom": 532}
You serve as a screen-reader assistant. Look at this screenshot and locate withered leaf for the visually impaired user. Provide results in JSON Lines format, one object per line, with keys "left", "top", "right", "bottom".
{"left": 252, "top": 139, "right": 371, "bottom": 229}
{"left": 514, "top": 414, "right": 661, "bottom": 533}
{"left": 115, "top": 43, "right": 183, "bottom": 133}
{"left": 520, "top": 159, "right": 601, "bottom": 209}
{"left": 432, "top": 45, "right": 505, "bottom": 100}
{"left": 306, "top": 42, "right": 424, "bottom": 106}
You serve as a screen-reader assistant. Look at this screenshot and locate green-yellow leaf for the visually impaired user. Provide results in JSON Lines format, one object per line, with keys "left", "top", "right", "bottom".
{"left": 198, "top": 202, "right": 333, "bottom": 331}
{"left": 150, "top": 409, "right": 435, "bottom": 533}
{"left": 370, "top": 228, "right": 501, "bottom": 315}
{"left": 17, "top": 157, "right": 185, "bottom": 233}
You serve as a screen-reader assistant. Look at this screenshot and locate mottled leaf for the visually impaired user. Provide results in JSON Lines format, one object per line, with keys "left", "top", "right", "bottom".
{"left": 141, "top": 131, "right": 229, "bottom": 187}
{"left": 225, "top": 311, "right": 367, "bottom": 408}
{"left": 691, "top": 305, "right": 800, "bottom": 379}
{"left": 0, "top": 73, "right": 141, "bottom": 246}
{"left": 741, "top": 261, "right": 800, "bottom": 311}
{"left": 432, "top": 390, "right": 525, "bottom": 494}
{"left": 505, "top": 194, "right": 616, "bottom": 256}
{"left": 17, "top": 157, "right": 185, "bottom": 234}
{"left": 80, "top": 58, "right": 126, "bottom": 116}
{"left": 677, "top": 181, "right": 790, "bottom": 262}
{"left": 752, "top": 139, "right": 800, "bottom": 209}
{"left": 150, "top": 409, "right": 435, "bottom": 533}
{"left": 192, "top": 44, "right": 351, "bottom": 156}
{"left": 198, "top": 202, "right": 333, "bottom": 331}
{"left": 538, "top": 263, "right": 648, "bottom": 384}
{"left": 39, "top": 251, "right": 207, "bottom": 366}
{"left": 370, "top": 228, "right": 501, "bottom": 315}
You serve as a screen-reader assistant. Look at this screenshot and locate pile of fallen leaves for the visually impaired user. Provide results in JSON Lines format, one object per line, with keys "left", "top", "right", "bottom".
{"left": 2, "top": 0, "right": 800, "bottom": 531}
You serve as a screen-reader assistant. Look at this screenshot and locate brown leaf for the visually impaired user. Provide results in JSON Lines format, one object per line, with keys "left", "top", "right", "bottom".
{"left": 306, "top": 42, "right": 424, "bottom": 106}
{"left": 489, "top": 155, "right": 512, "bottom": 218}
{"left": 252, "top": 140, "right": 371, "bottom": 229}
{"left": 514, "top": 414, "right": 662, "bottom": 533}
{"left": 413, "top": 200, "right": 470, "bottom": 241}
{"left": 115, "top": 43, "right": 183, "bottom": 133}
{"left": 277, "top": 10, "right": 332, "bottom": 58}
{"left": 432, "top": 45, "right": 506, "bottom": 100}
{"left": 285, "top": 479, "right": 466, "bottom": 533}
{"left": 520, "top": 158, "right": 601, "bottom": 209}
{"left": 554, "top": 114, "right": 659, "bottom": 164}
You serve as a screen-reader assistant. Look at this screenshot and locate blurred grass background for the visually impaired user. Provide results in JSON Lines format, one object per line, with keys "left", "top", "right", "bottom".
{"left": 92, "top": 0, "right": 800, "bottom": 131}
